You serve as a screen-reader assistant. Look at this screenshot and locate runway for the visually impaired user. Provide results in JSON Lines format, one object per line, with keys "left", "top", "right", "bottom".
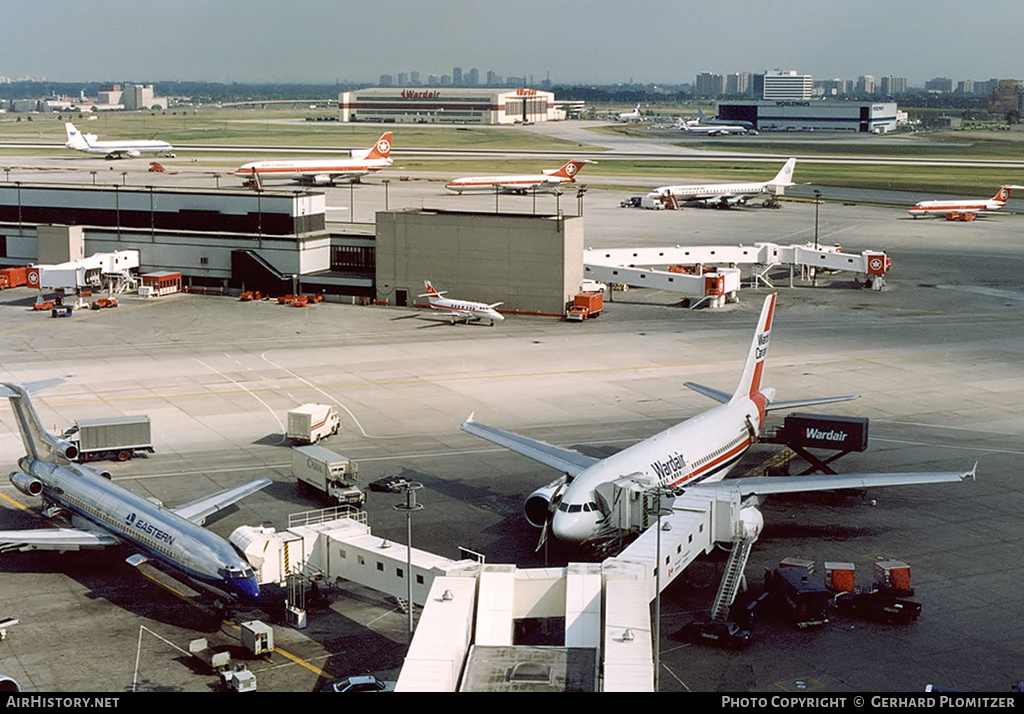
{"left": 1, "top": 147, "right": 1023, "bottom": 691}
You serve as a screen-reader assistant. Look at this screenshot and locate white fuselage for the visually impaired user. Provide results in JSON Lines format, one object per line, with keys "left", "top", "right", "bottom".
{"left": 427, "top": 294, "right": 504, "bottom": 323}
{"left": 651, "top": 180, "right": 773, "bottom": 203}
{"left": 445, "top": 174, "right": 573, "bottom": 194}
{"left": 551, "top": 393, "right": 768, "bottom": 542}
{"left": 908, "top": 197, "right": 1005, "bottom": 217}
{"left": 234, "top": 157, "right": 391, "bottom": 183}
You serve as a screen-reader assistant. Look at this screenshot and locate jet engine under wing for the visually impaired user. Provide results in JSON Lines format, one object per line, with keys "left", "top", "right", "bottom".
{"left": 461, "top": 415, "right": 600, "bottom": 477}
{"left": 0, "top": 527, "right": 119, "bottom": 552}
{"left": 691, "top": 464, "right": 976, "bottom": 499}
{"left": 171, "top": 477, "right": 273, "bottom": 526}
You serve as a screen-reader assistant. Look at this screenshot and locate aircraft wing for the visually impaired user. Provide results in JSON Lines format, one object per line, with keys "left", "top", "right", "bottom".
{"left": 171, "top": 477, "right": 272, "bottom": 526}
{"left": 0, "top": 527, "right": 119, "bottom": 552}
{"left": 766, "top": 394, "right": 860, "bottom": 412}
{"left": 690, "top": 464, "right": 976, "bottom": 499}
{"left": 684, "top": 382, "right": 731, "bottom": 404}
{"left": 461, "top": 415, "right": 600, "bottom": 477}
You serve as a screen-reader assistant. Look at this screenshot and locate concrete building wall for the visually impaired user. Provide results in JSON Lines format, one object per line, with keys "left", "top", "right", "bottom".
{"left": 374, "top": 208, "right": 584, "bottom": 315}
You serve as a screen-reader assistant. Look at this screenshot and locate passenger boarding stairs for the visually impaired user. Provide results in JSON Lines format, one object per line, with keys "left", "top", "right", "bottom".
{"left": 709, "top": 533, "right": 757, "bottom": 621}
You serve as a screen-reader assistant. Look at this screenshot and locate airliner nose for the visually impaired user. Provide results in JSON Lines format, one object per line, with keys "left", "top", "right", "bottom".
{"left": 232, "top": 576, "right": 261, "bottom": 601}
{"left": 551, "top": 511, "right": 596, "bottom": 543}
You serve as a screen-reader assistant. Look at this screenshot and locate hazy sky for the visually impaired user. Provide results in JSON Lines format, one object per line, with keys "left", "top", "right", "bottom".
{"left": 4, "top": 1, "right": 1021, "bottom": 86}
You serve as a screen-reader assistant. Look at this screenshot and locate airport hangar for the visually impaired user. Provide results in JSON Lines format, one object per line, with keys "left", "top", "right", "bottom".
{"left": 338, "top": 87, "right": 563, "bottom": 125}
{"left": 717, "top": 100, "right": 899, "bottom": 133}
{"left": 0, "top": 182, "right": 585, "bottom": 316}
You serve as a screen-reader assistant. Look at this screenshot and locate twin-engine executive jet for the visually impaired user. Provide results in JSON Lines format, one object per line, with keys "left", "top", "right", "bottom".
{"left": 234, "top": 132, "right": 393, "bottom": 186}
{"left": 908, "top": 185, "right": 1022, "bottom": 218}
{"left": 647, "top": 158, "right": 797, "bottom": 209}
{"left": 463, "top": 293, "right": 975, "bottom": 545}
{"left": 65, "top": 122, "right": 174, "bottom": 160}
{"left": 420, "top": 280, "right": 504, "bottom": 325}
{"left": 445, "top": 160, "right": 591, "bottom": 195}
{"left": 0, "top": 380, "right": 270, "bottom": 600}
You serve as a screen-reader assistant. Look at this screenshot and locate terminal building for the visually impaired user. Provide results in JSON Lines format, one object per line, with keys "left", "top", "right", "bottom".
{"left": 338, "top": 87, "right": 562, "bottom": 124}
{"left": 717, "top": 100, "right": 899, "bottom": 133}
{"left": 0, "top": 182, "right": 584, "bottom": 315}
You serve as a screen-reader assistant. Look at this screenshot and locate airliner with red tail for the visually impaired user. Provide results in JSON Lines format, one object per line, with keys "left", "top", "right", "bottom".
{"left": 234, "top": 132, "right": 393, "bottom": 186}
{"left": 909, "top": 184, "right": 1023, "bottom": 218}
{"left": 463, "top": 293, "right": 975, "bottom": 545}
{"left": 445, "top": 160, "right": 591, "bottom": 195}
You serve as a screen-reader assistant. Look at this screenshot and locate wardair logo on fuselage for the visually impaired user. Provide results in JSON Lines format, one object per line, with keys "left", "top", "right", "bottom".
{"left": 651, "top": 451, "right": 688, "bottom": 483}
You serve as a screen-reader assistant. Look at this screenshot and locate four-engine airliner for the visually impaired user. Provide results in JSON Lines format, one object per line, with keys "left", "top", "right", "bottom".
{"left": 0, "top": 380, "right": 269, "bottom": 601}
{"left": 463, "top": 293, "right": 975, "bottom": 545}
{"left": 65, "top": 122, "right": 174, "bottom": 160}
{"left": 234, "top": 132, "right": 393, "bottom": 186}
{"left": 646, "top": 158, "right": 797, "bottom": 209}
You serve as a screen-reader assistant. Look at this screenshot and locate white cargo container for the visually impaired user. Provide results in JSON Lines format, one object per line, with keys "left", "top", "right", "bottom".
{"left": 292, "top": 444, "right": 363, "bottom": 507}
{"left": 286, "top": 403, "right": 340, "bottom": 444}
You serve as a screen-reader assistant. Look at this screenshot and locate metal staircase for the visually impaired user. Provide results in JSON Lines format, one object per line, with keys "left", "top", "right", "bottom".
{"left": 710, "top": 534, "right": 757, "bottom": 621}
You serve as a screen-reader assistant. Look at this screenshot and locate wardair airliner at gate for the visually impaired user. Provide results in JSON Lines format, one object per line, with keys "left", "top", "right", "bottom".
{"left": 463, "top": 293, "right": 975, "bottom": 546}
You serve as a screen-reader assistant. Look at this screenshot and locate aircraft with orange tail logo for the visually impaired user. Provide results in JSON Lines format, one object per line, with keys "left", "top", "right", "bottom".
{"left": 908, "top": 185, "right": 1023, "bottom": 219}
{"left": 445, "top": 160, "right": 592, "bottom": 195}
{"left": 234, "top": 132, "right": 393, "bottom": 187}
{"left": 463, "top": 293, "right": 975, "bottom": 547}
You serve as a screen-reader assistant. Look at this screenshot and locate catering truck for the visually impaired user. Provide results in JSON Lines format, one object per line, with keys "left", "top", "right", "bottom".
{"left": 63, "top": 415, "right": 153, "bottom": 462}
{"left": 286, "top": 403, "right": 340, "bottom": 444}
{"left": 292, "top": 444, "right": 364, "bottom": 507}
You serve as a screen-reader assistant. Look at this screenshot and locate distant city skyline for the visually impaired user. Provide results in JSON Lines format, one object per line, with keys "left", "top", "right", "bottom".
{"left": 3, "top": 1, "right": 1022, "bottom": 87}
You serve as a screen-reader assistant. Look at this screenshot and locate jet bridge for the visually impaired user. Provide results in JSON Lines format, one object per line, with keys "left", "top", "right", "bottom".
{"left": 584, "top": 242, "right": 890, "bottom": 306}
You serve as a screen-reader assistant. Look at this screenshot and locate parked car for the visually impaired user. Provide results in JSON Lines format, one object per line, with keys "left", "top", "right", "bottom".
{"left": 676, "top": 619, "right": 751, "bottom": 650}
{"left": 369, "top": 475, "right": 411, "bottom": 493}
{"left": 331, "top": 675, "right": 396, "bottom": 692}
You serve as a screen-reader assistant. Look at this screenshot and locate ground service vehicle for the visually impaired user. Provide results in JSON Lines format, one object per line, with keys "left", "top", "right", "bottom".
{"left": 834, "top": 589, "right": 922, "bottom": 625}
{"left": 369, "top": 474, "right": 412, "bottom": 493}
{"left": 566, "top": 291, "right": 603, "bottom": 321}
{"left": 287, "top": 403, "right": 340, "bottom": 444}
{"left": 767, "top": 566, "right": 830, "bottom": 628}
{"left": 292, "top": 444, "right": 364, "bottom": 507}
{"left": 331, "top": 675, "right": 395, "bottom": 692}
{"left": 0, "top": 267, "right": 28, "bottom": 290}
{"left": 63, "top": 415, "right": 153, "bottom": 462}
{"left": 676, "top": 619, "right": 751, "bottom": 649}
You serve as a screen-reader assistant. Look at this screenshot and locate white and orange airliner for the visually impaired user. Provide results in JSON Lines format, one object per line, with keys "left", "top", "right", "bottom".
{"left": 909, "top": 184, "right": 1022, "bottom": 218}
{"left": 234, "top": 132, "right": 393, "bottom": 186}
{"left": 463, "top": 293, "right": 975, "bottom": 545}
{"left": 445, "top": 160, "right": 591, "bottom": 195}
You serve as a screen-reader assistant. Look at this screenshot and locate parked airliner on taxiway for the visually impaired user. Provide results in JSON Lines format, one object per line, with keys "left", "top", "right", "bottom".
{"left": 65, "top": 122, "right": 174, "bottom": 159}
{"left": 445, "top": 160, "right": 591, "bottom": 195}
{"left": 235, "top": 132, "right": 393, "bottom": 186}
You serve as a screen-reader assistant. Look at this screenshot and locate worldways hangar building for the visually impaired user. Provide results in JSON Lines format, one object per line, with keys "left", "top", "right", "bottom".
{"left": 338, "top": 87, "right": 562, "bottom": 124}
{"left": 718, "top": 100, "right": 899, "bottom": 133}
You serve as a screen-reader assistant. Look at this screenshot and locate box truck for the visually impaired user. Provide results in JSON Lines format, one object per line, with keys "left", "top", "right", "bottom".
{"left": 287, "top": 404, "right": 340, "bottom": 444}
{"left": 63, "top": 415, "right": 153, "bottom": 462}
{"left": 292, "top": 444, "right": 364, "bottom": 507}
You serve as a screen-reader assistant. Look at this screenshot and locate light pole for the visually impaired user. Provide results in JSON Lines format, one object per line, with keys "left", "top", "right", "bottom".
{"left": 382, "top": 179, "right": 390, "bottom": 211}
{"left": 394, "top": 482, "right": 423, "bottom": 640}
{"left": 813, "top": 190, "right": 821, "bottom": 286}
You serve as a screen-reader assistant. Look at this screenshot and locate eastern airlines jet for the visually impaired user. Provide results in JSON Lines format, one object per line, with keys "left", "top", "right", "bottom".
{"left": 235, "top": 132, "right": 393, "bottom": 186}
{"left": 909, "top": 185, "right": 1021, "bottom": 218}
{"left": 65, "top": 122, "right": 174, "bottom": 160}
{"left": 647, "top": 158, "right": 796, "bottom": 208}
{"left": 445, "top": 160, "right": 590, "bottom": 195}
{"left": 463, "top": 294, "right": 975, "bottom": 545}
{"left": 0, "top": 380, "right": 270, "bottom": 600}
{"left": 420, "top": 280, "right": 503, "bottom": 325}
